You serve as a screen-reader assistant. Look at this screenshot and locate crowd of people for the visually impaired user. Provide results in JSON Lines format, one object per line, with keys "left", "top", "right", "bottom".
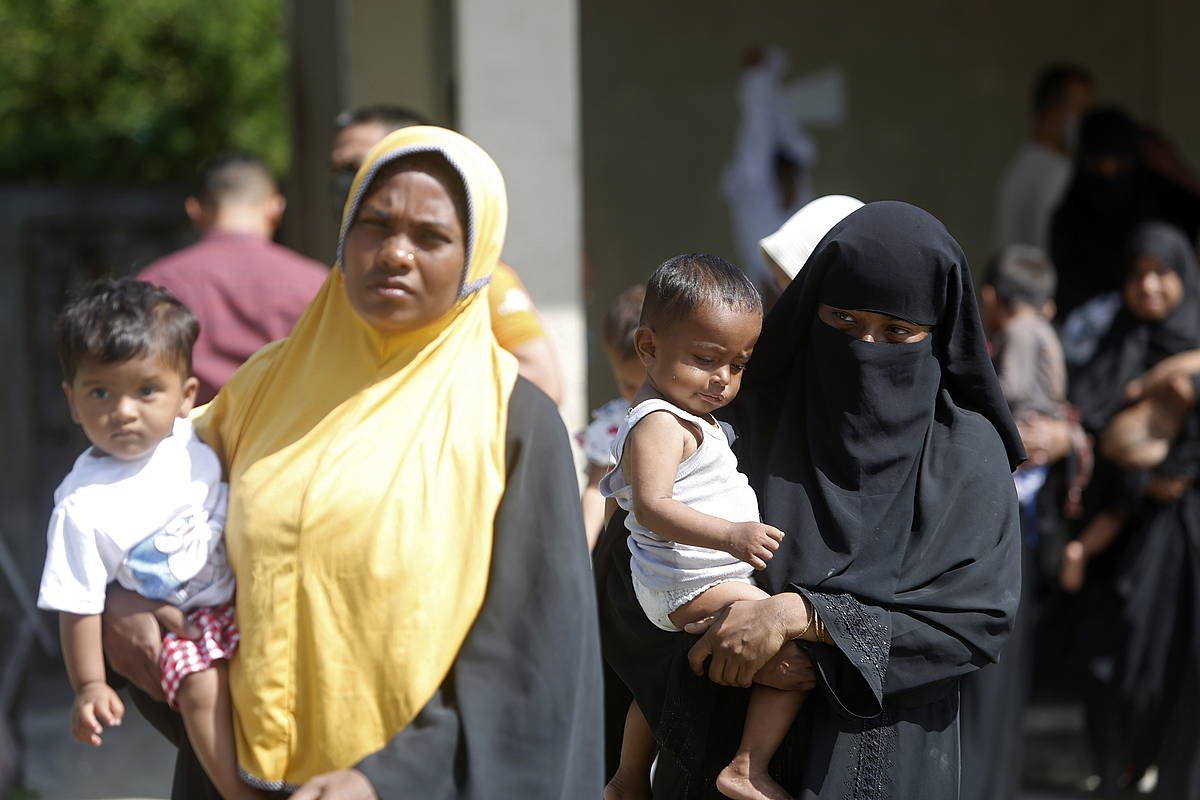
{"left": 26, "top": 59, "right": 1200, "bottom": 800}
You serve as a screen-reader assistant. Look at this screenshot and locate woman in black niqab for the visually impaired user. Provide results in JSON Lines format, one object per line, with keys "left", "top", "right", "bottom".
{"left": 1068, "top": 221, "right": 1200, "bottom": 798}
{"left": 596, "top": 201, "right": 1024, "bottom": 799}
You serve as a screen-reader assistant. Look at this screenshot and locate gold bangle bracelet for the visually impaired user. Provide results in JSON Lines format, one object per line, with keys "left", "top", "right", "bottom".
{"left": 797, "top": 596, "right": 833, "bottom": 644}
{"left": 797, "top": 595, "right": 818, "bottom": 641}
{"left": 814, "top": 613, "right": 832, "bottom": 644}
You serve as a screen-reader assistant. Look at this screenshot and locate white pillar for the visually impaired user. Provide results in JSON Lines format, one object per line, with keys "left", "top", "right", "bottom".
{"left": 454, "top": 0, "right": 586, "bottom": 430}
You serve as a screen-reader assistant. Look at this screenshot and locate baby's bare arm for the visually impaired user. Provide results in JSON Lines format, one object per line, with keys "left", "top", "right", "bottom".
{"left": 581, "top": 463, "right": 609, "bottom": 551}
{"left": 61, "top": 612, "right": 125, "bottom": 745}
{"left": 1076, "top": 509, "right": 1125, "bottom": 558}
{"left": 623, "top": 412, "right": 782, "bottom": 569}
{"left": 60, "top": 612, "right": 107, "bottom": 692}
{"left": 1127, "top": 348, "right": 1200, "bottom": 400}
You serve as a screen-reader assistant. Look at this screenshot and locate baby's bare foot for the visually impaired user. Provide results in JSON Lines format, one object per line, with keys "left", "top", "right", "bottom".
{"left": 1059, "top": 541, "right": 1087, "bottom": 594}
{"left": 717, "top": 753, "right": 794, "bottom": 800}
{"left": 604, "top": 770, "right": 652, "bottom": 800}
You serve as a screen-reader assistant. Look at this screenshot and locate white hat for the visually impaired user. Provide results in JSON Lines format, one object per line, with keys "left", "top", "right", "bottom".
{"left": 760, "top": 195, "right": 864, "bottom": 281}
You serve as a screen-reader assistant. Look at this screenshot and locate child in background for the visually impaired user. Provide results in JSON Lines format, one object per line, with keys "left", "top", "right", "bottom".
{"left": 981, "top": 244, "right": 1068, "bottom": 424}
{"left": 580, "top": 285, "right": 646, "bottom": 549}
{"left": 980, "top": 246, "right": 1094, "bottom": 590}
{"left": 37, "top": 279, "right": 262, "bottom": 800}
{"left": 602, "top": 255, "right": 810, "bottom": 800}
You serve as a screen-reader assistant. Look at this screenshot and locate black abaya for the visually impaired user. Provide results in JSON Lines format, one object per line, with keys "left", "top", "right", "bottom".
{"left": 1069, "top": 223, "right": 1200, "bottom": 797}
{"left": 597, "top": 202, "right": 1023, "bottom": 799}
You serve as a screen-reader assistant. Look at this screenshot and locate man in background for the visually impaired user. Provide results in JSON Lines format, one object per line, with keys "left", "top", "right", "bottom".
{"left": 140, "top": 152, "right": 327, "bottom": 403}
{"left": 331, "top": 105, "right": 566, "bottom": 405}
{"left": 994, "top": 64, "right": 1095, "bottom": 251}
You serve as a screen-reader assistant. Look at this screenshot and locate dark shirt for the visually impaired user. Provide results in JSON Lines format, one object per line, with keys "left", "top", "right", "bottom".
{"left": 139, "top": 230, "right": 327, "bottom": 403}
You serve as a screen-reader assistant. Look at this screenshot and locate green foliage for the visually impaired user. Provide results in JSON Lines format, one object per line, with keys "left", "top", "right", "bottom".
{"left": 0, "top": 0, "right": 290, "bottom": 183}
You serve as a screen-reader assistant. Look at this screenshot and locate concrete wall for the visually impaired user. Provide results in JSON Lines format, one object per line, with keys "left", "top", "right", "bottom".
{"left": 580, "top": 0, "right": 1200, "bottom": 406}
{"left": 456, "top": 0, "right": 586, "bottom": 428}
{"left": 345, "top": 0, "right": 454, "bottom": 124}
{"left": 282, "top": 0, "right": 347, "bottom": 265}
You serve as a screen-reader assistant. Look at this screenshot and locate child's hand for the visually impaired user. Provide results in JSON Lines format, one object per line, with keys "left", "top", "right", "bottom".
{"left": 71, "top": 681, "right": 124, "bottom": 746}
{"left": 724, "top": 522, "right": 784, "bottom": 570}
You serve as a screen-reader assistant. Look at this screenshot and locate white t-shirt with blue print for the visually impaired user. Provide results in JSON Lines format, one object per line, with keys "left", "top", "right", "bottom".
{"left": 37, "top": 417, "right": 233, "bottom": 616}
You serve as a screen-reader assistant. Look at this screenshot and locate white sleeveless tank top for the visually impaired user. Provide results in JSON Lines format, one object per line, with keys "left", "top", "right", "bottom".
{"left": 600, "top": 398, "right": 760, "bottom": 593}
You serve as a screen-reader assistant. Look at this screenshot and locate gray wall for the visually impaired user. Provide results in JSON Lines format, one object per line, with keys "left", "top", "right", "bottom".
{"left": 580, "top": 0, "right": 1200, "bottom": 406}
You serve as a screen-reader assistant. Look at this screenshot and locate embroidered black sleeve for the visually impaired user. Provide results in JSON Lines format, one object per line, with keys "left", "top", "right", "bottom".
{"left": 796, "top": 587, "right": 890, "bottom": 719}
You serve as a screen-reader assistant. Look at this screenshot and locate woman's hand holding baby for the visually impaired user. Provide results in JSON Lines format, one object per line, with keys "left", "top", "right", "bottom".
{"left": 723, "top": 522, "right": 784, "bottom": 570}
{"left": 101, "top": 586, "right": 199, "bottom": 701}
{"left": 71, "top": 681, "right": 124, "bottom": 746}
{"left": 685, "top": 593, "right": 808, "bottom": 687}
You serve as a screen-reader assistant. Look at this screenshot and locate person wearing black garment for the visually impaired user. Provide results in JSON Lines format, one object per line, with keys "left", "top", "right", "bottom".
{"left": 1067, "top": 222, "right": 1200, "bottom": 798}
{"left": 596, "top": 201, "right": 1024, "bottom": 799}
{"left": 1051, "top": 107, "right": 1200, "bottom": 320}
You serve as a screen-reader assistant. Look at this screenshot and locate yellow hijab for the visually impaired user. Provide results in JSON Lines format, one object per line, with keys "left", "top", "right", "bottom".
{"left": 194, "top": 127, "right": 517, "bottom": 787}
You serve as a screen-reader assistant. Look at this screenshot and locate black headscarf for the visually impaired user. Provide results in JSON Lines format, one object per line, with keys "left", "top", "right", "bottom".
{"left": 1071, "top": 221, "right": 1200, "bottom": 433}
{"left": 738, "top": 199, "right": 1023, "bottom": 699}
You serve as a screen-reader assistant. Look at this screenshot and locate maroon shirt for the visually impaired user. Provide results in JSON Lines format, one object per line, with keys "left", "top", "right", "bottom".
{"left": 139, "top": 230, "right": 328, "bottom": 403}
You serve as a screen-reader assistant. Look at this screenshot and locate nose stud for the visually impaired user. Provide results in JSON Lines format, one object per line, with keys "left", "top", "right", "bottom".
{"left": 405, "top": 251, "right": 415, "bottom": 262}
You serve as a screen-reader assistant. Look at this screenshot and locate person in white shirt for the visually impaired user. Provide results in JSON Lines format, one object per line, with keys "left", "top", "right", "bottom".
{"left": 37, "top": 279, "right": 261, "bottom": 800}
{"left": 994, "top": 64, "right": 1095, "bottom": 251}
{"left": 722, "top": 46, "right": 818, "bottom": 300}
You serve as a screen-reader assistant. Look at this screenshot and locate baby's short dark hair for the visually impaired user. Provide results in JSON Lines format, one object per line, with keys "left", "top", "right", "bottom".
{"left": 640, "top": 254, "right": 762, "bottom": 331}
{"left": 56, "top": 278, "right": 200, "bottom": 383}
{"left": 983, "top": 245, "right": 1057, "bottom": 309}
{"left": 603, "top": 284, "right": 646, "bottom": 361}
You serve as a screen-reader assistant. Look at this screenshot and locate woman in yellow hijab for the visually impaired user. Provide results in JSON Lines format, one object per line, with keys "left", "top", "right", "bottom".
{"left": 104, "top": 127, "right": 603, "bottom": 799}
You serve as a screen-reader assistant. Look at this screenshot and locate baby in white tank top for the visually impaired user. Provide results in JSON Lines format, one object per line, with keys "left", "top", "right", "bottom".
{"left": 601, "top": 255, "right": 806, "bottom": 800}
{"left": 602, "top": 397, "right": 764, "bottom": 631}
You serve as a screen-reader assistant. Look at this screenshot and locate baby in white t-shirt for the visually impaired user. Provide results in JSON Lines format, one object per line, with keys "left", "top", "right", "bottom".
{"left": 37, "top": 279, "right": 262, "bottom": 800}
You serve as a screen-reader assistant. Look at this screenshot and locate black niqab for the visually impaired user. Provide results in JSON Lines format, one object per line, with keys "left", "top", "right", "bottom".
{"left": 743, "top": 200, "right": 1023, "bottom": 699}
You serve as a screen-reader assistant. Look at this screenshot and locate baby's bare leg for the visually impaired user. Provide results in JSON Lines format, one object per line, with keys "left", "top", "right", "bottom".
{"left": 717, "top": 685, "right": 806, "bottom": 800}
{"left": 176, "top": 662, "right": 265, "bottom": 800}
{"left": 668, "top": 580, "right": 770, "bottom": 629}
{"left": 604, "top": 701, "right": 657, "bottom": 800}
{"left": 1060, "top": 510, "right": 1124, "bottom": 594}
{"left": 672, "top": 582, "right": 804, "bottom": 800}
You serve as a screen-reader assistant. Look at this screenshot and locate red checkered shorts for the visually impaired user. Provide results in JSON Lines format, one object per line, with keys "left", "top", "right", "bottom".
{"left": 159, "top": 603, "right": 239, "bottom": 710}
